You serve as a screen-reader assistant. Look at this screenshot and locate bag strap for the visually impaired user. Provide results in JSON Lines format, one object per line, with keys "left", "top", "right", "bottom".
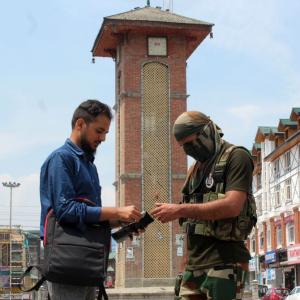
{"left": 213, "top": 144, "right": 253, "bottom": 193}
{"left": 19, "top": 265, "right": 46, "bottom": 292}
{"left": 20, "top": 265, "right": 109, "bottom": 299}
{"left": 97, "top": 281, "right": 108, "bottom": 300}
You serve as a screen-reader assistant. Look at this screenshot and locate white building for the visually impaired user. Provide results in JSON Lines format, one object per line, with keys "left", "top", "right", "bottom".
{"left": 249, "top": 108, "right": 300, "bottom": 289}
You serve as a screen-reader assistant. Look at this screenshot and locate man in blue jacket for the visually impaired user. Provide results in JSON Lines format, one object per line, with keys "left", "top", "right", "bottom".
{"left": 40, "top": 100, "right": 142, "bottom": 300}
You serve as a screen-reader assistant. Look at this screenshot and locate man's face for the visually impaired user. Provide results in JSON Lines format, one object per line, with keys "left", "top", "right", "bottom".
{"left": 79, "top": 114, "right": 111, "bottom": 155}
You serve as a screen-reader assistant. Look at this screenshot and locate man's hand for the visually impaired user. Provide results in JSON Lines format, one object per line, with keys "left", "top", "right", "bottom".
{"left": 117, "top": 205, "right": 142, "bottom": 223}
{"left": 151, "top": 191, "right": 247, "bottom": 222}
{"left": 100, "top": 205, "right": 142, "bottom": 223}
{"left": 151, "top": 203, "right": 181, "bottom": 223}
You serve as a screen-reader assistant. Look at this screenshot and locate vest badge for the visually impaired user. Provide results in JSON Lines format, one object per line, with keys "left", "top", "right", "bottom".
{"left": 205, "top": 173, "right": 214, "bottom": 189}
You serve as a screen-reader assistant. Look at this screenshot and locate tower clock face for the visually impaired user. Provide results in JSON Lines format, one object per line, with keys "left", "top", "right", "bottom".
{"left": 147, "top": 37, "right": 167, "bottom": 56}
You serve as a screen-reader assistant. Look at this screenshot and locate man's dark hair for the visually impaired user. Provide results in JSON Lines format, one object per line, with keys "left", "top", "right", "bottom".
{"left": 71, "top": 100, "right": 113, "bottom": 129}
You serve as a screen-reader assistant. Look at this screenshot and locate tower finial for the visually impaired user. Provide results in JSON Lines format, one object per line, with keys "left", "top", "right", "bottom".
{"left": 147, "top": 0, "right": 150, "bottom": 6}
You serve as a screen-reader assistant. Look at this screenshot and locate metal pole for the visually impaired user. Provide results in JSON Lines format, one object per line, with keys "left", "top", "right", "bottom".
{"left": 2, "top": 181, "right": 21, "bottom": 300}
{"left": 9, "top": 186, "right": 12, "bottom": 300}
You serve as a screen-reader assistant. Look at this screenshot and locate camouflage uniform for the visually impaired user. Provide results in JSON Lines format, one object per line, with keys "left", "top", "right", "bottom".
{"left": 177, "top": 264, "right": 247, "bottom": 300}
{"left": 174, "top": 143, "right": 255, "bottom": 300}
{"left": 172, "top": 112, "right": 256, "bottom": 300}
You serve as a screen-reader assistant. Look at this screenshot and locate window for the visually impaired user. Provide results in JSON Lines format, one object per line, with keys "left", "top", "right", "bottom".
{"left": 260, "top": 232, "right": 264, "bottom": 250}
{"left": 251, "top": 238, "right": 256, "bottom": 253}
{"left": 285, "top": 179, "right": 292, "bottom": 203}
{"left": 285, "top": 129, "right": 289, "bottom": 139}
{"left": 12, "top": 243, "right": 22, "bottom": 251}
{"left": 256, "top": 195, "right": 262, "bottom": 216}
{"left": 257, "top": 173, "right": 262, "bottom": 190}
{"left": 284, "top": 152, "right": 291, "bottom": 172}
{"left": 11, "top": 252, "right": 22, "bottom": 262}
{"left": 286, "top": 223, "right": 295, "bottom": 245}
{"left": 0, "top": 233, "right": 9, "bottom": 240}
{"left": 276, "top": 226, "right": 282, "bottom": 247}
{"left": 274, "top": 159, "right": 280, "bottom": 179}
{"left": 275, "top": 185, "right": 281, "bottom": 207}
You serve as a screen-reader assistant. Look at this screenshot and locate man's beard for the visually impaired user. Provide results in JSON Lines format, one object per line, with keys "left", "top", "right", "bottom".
{"left": 79, "top": 134, "right": 96, "bottom": 156}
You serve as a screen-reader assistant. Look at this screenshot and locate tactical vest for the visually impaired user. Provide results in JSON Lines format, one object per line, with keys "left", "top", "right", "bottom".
{"left": 181, "top": 144, "right": 257, "bottom": 241}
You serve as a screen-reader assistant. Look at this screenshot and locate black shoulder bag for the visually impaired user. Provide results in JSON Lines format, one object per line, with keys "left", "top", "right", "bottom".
{"left": 20, "top": 198, "right": 111, "bottom": 300}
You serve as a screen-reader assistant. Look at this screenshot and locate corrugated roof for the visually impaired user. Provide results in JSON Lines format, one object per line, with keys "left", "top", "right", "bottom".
{"left": 291, "top": 107, "right": 300, "bottom": 114}
{"left": 106, "top": 6, "right": 214, "bottom": 26}
{"left": 253, "top": 143, "right": 261, "bottom": 150}
{"left": 258, "top": 126, "right": 277, "bottom": 135}
{"left": 279, "top": 118, "right": 298, "bottom": 126}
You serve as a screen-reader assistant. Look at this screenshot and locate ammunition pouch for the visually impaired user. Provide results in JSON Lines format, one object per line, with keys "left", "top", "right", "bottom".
{"left": 182, "top": 193, "right": 202, "bottom": 204}
{"left": 180, "top": 144, "right": 257, "bottom": 241}
{"left": 182, "top": 191, "right": 256, "bottom": 241}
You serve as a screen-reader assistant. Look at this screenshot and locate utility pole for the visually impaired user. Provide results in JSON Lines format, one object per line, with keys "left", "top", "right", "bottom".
{"left": 2, "top": 181, "right": 21, "bottom": 300}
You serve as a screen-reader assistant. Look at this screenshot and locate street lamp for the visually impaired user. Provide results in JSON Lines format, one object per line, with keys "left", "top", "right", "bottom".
{"left": 2, "top": 181, "right": 21, "bottom": 300}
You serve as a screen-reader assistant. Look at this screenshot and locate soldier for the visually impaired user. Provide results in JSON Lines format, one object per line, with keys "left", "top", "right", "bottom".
{"left": 152, "top": 111, "right": 257, "bottom": 300}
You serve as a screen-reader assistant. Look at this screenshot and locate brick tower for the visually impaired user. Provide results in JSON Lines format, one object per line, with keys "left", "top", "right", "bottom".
{"left": 92, "top": 5, "right": 213, "bottom": 288}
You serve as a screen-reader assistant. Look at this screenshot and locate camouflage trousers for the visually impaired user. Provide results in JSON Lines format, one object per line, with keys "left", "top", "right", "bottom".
{"left": 174, "top": 264, "right": 247, "bottom": 300}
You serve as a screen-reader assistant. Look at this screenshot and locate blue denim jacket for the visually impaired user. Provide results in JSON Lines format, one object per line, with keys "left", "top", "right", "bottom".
{"left": 40, "top": 139, "right": 101, "bottom": 238}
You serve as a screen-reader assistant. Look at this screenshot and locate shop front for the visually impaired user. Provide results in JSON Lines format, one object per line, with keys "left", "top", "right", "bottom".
{"left": 265, "top": 250, "right": 283, "bottom": 287}
{"left": 258, "top": 254, "right": 266, "bottom": 285}
{"left": 285, "top": 244, "right": 300, "bottom": 288}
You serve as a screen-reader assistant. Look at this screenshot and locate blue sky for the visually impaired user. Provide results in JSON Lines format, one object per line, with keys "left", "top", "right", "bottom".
{"left": 0, "top": 0, "right": 299, "bottom": 229}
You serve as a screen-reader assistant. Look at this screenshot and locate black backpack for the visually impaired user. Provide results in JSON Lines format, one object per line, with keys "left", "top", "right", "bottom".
{"left": 20, "top": 199, "right": 111, "bottom": 300}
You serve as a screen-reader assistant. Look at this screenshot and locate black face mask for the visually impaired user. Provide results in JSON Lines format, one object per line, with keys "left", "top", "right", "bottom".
{"left": 182, "top": 124, "right": 215, "bottom": 162}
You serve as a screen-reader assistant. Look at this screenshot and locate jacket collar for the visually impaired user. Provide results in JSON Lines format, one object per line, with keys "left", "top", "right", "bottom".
{"left": 65, "top": 139, "right": 95, "bottom": 162}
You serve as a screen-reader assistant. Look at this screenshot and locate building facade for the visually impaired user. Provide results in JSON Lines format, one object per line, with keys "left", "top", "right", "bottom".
{"left": 0, "top": 227, "right": 40, "bottom": 299}
{"left": 249, "top": 108, "right": 300, "bottom": 289}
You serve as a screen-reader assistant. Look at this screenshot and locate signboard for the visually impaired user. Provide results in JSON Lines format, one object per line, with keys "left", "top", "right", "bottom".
{"left": 147, "top": 37, "right": 167, "bottom": 56}
{"left": 265, "top": 250, "right": 277, "bottom": 264}
{"left": 285, "top": 215, "right": 294, "bottom": 224}
{"left": 177, "top": 246, "right": 183, "bottom": 257}
{"left": 126, "top": 247, "right": 134, "bottom": 260}
{"left": 175, "top": 234, "right": 184, "bottom": 246}
{"left": 266, "top": 268, "right": 276, "bottom": 280}
{"left": 287, "top": 244, "right": 300, "bottom": 264}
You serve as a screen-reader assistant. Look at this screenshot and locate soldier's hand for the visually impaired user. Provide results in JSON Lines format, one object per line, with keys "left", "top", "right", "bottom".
{"left": 151, "top": 203, "right": 181, "bottom": 223}
{"left": 117, "top": 205, "right": 142, "bottom": 223}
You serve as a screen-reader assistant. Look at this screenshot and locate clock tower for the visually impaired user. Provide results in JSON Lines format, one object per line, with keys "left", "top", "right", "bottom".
{"left": 92, "top": 5, "right": 213, "bottom": 288}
